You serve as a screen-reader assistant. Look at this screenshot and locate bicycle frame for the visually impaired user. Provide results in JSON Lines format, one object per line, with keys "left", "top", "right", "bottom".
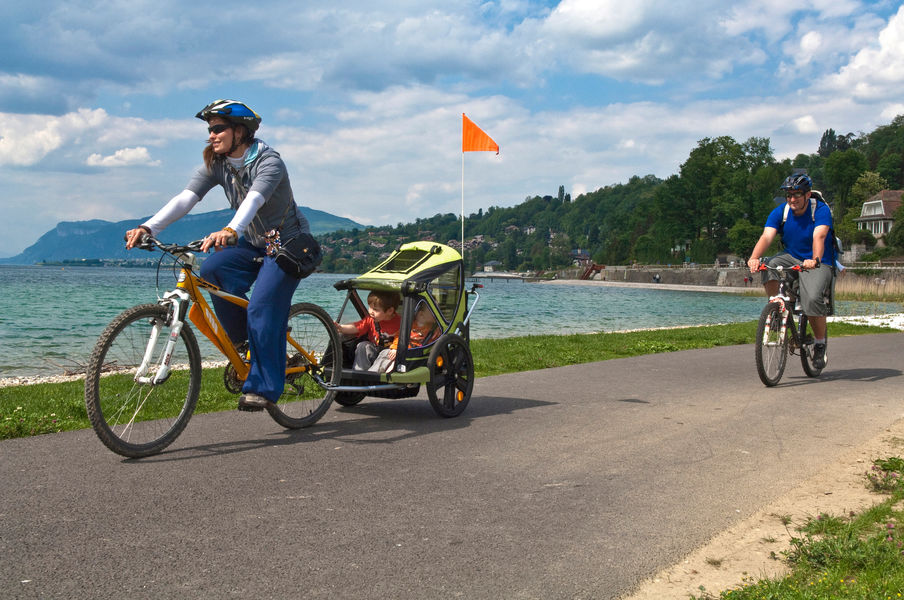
{"left": 760, "top": 264, "right": 805, "bottom": 344}
{"left": 142, "top": 245, "right": 316, "bottom": 386}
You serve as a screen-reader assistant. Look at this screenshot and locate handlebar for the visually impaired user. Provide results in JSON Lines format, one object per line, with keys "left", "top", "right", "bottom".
{"left": 129, "top": 234, "right": 206, "bottom": 254}
{"left": 127, "top": 233, "right": 231, "bottom": 255}
{"left": 756, "top": 263, "right": 802, "bottom": 273}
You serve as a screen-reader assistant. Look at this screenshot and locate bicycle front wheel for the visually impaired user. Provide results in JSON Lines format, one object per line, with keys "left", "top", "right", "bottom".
{"left": 799, "top": 314, "right": 826, "bottom": 378}
{"left": 266, "top": 302, "right": 341, "bottom": 429}
{"left": 85, "top": 303, "right": 201, "bottom": 458}
{"left": 755, "top": 301, "right": 789, "bottom": 387}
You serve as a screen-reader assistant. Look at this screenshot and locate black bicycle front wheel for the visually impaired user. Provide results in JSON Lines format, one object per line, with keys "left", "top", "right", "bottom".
{"left": 799, "top": 314, "right": 826, "bottom": 377}
{"left": 266, "top": 303, "right": 341, "bottom": 429}
{"left": 84, "top": 303, "right": 201, "bottom": 458}
{"left": 755, "top": 301, "right": 789, "bottom": 387}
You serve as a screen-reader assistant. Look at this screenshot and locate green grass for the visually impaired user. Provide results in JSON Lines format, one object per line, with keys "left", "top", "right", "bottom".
{"left": 0, "top": 320, "right": 894, "bottom": 441}
{"left": 692, "top": 457, "right": 904, "bottom": 600}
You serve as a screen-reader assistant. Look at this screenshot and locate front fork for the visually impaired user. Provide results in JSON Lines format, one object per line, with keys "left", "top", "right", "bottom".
{"left": 764, "top": 295, "right": 792, "bottom": 347}
{"left": 134, "top": 290, "right": 191, "bottom": 385}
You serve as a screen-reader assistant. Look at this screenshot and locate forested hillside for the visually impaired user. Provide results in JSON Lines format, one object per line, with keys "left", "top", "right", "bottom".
{"left": 323, "top": 116, "right": 904, "bottom": 274}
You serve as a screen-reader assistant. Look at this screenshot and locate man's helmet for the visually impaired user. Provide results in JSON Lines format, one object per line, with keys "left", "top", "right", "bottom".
{"left": 195, "top": 99, "right": 261, "bottom": 134}
{"left": 780, "top": 173, "right": 812, "bottom": 193}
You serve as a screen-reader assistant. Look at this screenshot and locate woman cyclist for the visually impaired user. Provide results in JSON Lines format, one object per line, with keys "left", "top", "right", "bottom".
{"left": 125, "top": 99, "right": 310, "bottom": 411}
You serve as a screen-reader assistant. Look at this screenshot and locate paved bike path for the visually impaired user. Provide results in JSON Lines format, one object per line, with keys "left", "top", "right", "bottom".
{"left": 1, "top": 333, "right": 902, "bottom": 599}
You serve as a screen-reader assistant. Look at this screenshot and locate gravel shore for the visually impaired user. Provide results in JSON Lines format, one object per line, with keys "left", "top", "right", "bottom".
{"left": 0, "top": 360, "right": 229, "bottom": 389}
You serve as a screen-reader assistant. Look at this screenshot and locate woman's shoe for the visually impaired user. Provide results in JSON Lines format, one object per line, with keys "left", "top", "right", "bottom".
{"left": 238, "top": 393, "right": 269, "bottom": 412}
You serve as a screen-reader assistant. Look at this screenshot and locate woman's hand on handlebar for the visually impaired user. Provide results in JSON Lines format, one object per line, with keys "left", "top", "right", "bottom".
{"left": 125, "top": 227, "right": 151, "bottom": 249}
{"left": 201, "top": 229, "right": 237, "bottom": 253}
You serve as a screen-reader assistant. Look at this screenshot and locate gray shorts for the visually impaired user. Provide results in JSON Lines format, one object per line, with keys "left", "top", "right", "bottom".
{"left": 760, "top": 252, "right": 835, "bottom": 316}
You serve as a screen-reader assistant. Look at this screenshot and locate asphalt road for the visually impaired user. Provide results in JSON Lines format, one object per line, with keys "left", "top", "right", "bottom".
{"left": 1, "top": 333, "right": 902, "bottom": 599}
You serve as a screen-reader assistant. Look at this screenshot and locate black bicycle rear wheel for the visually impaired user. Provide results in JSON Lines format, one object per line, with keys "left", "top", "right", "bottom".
{"left": 799, "top": 314, "right": 826, "bottom": 377}
{"left": 266, "top": 303, "right": 341, "bottom": 429}
{"left": 84, "top": 303, "right": 201, "bottom": 458}
{"left": 755, "top": 301, "right": 789, "bottom": 387}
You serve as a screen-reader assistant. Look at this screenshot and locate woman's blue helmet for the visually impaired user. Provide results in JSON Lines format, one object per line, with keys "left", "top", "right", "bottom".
{"left": 195, "top": 99, "right": 261, "bottom": 134}
{"left": 780, "top": 173, "right": 812, "bottom": 193}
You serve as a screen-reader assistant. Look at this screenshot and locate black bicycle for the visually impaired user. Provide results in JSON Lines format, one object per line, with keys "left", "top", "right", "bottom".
{"left": 754, "top": 263, "right": 827, "bottom": 386}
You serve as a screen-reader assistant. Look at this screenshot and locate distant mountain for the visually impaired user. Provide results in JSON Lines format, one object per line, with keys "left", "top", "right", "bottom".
{"left": 0, "top": 207, "right": 363, "bottom": 264}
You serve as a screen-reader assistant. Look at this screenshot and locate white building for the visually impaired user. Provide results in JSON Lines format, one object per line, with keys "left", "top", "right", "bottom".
{"left": 855, "top": 190, "right": 902, "bottom": 242}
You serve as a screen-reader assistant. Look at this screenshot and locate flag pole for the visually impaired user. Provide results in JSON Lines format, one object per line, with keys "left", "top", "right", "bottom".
{"left": 461, "top": 151, "right": 465, "bottom": 259}
{"left": 460, "top": 112, "right": 498, "bottom": 264}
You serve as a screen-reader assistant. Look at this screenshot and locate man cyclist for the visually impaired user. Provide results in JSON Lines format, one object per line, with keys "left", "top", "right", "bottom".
{"left": 747, "top": 173, "right": 836, "bottom": 369}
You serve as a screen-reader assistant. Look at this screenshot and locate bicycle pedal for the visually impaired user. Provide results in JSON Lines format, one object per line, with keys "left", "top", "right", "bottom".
{"left": 237, "top": 403, "right": 265, "bottom": 412}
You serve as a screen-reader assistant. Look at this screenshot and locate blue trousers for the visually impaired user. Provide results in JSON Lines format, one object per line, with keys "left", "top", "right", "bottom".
{"left": 199, "top": 239, "right": 300, "bottom": 402}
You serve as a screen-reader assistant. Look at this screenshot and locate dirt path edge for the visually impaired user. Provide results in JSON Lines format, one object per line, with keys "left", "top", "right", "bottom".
{"left": 621, "top": 415, "right": 904, "bottom": 599}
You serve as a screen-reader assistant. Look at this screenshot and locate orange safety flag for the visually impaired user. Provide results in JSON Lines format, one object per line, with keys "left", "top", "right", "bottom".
{"left": 462, "top": 113, "right": 499, "bottom": 154}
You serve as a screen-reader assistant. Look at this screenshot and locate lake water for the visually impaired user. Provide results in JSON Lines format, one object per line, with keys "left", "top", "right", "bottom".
{"left": 0, "top": 265, "right": 899, "bottom": 378}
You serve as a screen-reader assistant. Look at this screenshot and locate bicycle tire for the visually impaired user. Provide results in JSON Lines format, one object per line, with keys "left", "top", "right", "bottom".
{"left": 426, "top": 333, "right": 474, "bottom": 418}
{"left": 755, "top": 301, "right": 789, "bottom": 387}
{"left": 333, "top": 391, "right": 366, "bottom": 406}
{"left": 799, "top": 314, "right": 826, "bottom": 377}
{"left": 266, "top": 302, "right": 341, "bottom": 429}
{"left": 85, "top": 303, "right": 201, "bottom": 458}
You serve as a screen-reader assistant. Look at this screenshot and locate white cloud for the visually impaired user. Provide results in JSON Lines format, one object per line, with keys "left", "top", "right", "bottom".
{"left": 86, "top": 147, "right": 160, "bottom": 168}
{"left": 543, "top": 0, "right": 653, "bottom": 39}
{"left": 823, "top": 5, "right": 904, "bottom": 100}
{"left": 796, "top": 31, "right": 823, "bottom": 65}
{"left": 0, "top": 108, "right": 194, "bottom": 169}
{"left": 0, "top": 108, "right": 107, "bottom": 166}
{"left": 721, "top": 0, "right": 859, "bottom": 39}
{"left": 791, "top": 115, "right": 820, "bottom": 134}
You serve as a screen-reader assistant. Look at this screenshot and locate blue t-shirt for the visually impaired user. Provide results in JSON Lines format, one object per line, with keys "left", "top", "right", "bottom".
{"left": 765, "top": 200, "right": 835, "bottom": 266}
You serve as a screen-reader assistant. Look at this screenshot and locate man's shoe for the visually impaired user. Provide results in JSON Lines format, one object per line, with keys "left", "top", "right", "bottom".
{"left": 238, "top": 393, "right": 269, "bottom": 412}
{"left": 812, "top": 342, "right": 827, "bottom": 369}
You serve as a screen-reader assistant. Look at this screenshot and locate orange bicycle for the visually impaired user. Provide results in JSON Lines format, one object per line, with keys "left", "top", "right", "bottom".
{"left": 84, "top": 237, "right": 341, "bottom": 458}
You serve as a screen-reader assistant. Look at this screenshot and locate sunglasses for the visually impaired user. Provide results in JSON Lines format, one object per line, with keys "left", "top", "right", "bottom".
{"left": 207, "top": 123, "right": 231, "bottom": 135}
{"left": 785, "top": 191, "right": 806, "bottom": 199}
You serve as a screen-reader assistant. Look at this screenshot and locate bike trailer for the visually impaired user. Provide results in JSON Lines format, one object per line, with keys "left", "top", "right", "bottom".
{"left": 331, "top": 241, "right": 481, "bottom": 417}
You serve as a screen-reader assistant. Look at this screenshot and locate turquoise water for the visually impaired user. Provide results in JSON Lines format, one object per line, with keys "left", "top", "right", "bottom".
{"left": 0, "top": 265, "right": 898, "bottom": 377}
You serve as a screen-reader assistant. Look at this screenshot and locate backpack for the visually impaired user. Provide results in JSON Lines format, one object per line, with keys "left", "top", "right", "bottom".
{"left": 779, "top": 190, "right": 843, "bottom": 264}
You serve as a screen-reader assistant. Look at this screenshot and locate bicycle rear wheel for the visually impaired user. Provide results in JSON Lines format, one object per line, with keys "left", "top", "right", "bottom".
{"left": 799, "top": 314, "right": 826, "bottom": 377}
{"left": 84, "top": 303, "right": 201, "bottom": 458}
{"left": 266, "top": 302, "right": 341, "bottom": 429}
{"left": 755, "top": 301, "right": 789, "bottom": 387}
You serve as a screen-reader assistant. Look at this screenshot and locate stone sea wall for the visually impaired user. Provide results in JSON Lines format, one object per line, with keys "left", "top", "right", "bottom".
{"left": 555, "top": 265, "right": 904, "bottom": 293}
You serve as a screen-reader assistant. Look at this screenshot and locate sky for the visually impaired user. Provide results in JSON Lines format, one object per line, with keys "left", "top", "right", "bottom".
{"left": 2, "top": 0, "right": 904, "bottom": 257}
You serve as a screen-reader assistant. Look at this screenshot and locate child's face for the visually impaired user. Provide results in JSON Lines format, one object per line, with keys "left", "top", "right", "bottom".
{"left": 368, "top": 301, "right": 396, "bottom": 323}
{"left": 414, "top": 308, "right": 435, "bottom": 327}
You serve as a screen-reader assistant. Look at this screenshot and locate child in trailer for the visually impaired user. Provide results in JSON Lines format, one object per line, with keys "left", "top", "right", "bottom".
{"left": 334, "top": 290, "right": 401, "bottom": 371}
{"left": 368, "top": 301, "right": 441, "bottom": 373}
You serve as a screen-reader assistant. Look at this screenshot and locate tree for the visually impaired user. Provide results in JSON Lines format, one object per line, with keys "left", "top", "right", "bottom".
{"left": 818, "top": 129, "right": 837, "bottom": 157}
{"left": 884, "top": 204, "right": 904, "bottom": 252}
{"left": 727, "top": 219, "right": 762, "bottom": 259}
{"left": 824, "top": 149, "right": 868, "bottom": 217}
{"left": 877, "top": 152, "right": 903, "bottom": 188}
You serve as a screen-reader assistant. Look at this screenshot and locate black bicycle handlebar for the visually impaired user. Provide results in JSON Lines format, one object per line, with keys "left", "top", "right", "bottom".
{"left": 130, "top": 235, "right": 229, "bottom": 254}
